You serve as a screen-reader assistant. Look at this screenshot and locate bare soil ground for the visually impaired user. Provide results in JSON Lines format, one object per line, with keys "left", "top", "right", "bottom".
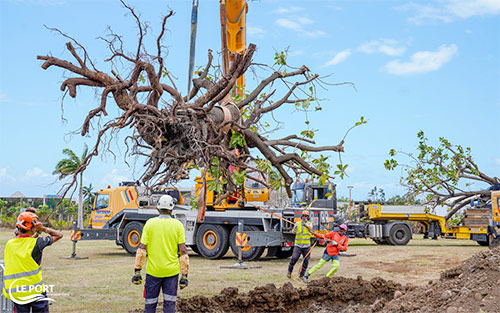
{"left": 0, "top": 228, "right": 493, "bottom": 312}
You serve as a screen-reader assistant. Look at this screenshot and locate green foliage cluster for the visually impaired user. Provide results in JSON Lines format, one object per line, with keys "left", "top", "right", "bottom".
{"left": 367, "top": 186, "right": 385, "bottom": 203}
{"left": 385, "top": 131, "right": 479, "bottom": 202}
{"left": 0, "top": 198, "right": 88, "bottom": 230}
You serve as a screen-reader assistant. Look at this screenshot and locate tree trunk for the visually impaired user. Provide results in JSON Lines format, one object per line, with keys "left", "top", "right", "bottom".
{"left": 78, "top": 174, "right": 83, "bottom": 229}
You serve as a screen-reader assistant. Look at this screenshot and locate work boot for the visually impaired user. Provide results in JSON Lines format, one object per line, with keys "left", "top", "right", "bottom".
{"left": 300, "top": 275, "right": 309, "bottom": 284}
{"left": 287, "top": 272, "right": 292, "bottom": 279}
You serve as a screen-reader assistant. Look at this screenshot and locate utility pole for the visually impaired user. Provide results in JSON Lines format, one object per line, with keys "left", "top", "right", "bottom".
{"left": 348, "top": 185, "right": 353, "bottom": 221}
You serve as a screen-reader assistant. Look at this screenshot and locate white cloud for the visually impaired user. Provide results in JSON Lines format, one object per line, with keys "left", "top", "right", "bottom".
{"left": 276, "top": 18, "right": 302, "bottom": 32}
{"left": 465, "top": 29, "right": 472, "bottom": 34}
{"left": 446, "top": 0, "right": 500, "bottom": 19}
{"left": 358, "top": 39, "right": 406, "bottom": 56}
{"left": 247, "top": 26, "right": 265, "bottom": 36}
{"left": 385, "top": 44, "right": 458, "bottom": 75}
{"left": 0, "top": 91, "right": 10, "bottom": 103}
{"left": 25, "top": 168, "right": 49, "bottom": 178}
{"left": 288, "top": 49, "right": 305, "bottom": 57}
{"left": 0, "top": 168, "right": 12, "bottom": 179}
{"left": 100, "top": 169, "right": 131, "bottom": 187}
{"left": 275, "top": 18, "right": 326, "bottom": 38}
{"left": 324, "top": 49, "right": 351, "bottom": 66}
{"left": 274, "top": 6, "right": 304, "bottom": 14}
{"left": 404, "top": 0, "right": 500, "bottom": 24}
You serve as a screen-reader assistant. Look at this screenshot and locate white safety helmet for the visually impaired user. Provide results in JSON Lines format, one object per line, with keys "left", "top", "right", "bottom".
{"left": 157, "top": 195, "right": 175, "bottom": 211}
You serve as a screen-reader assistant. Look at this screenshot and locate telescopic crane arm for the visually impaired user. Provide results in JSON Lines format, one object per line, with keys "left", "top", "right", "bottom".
{"left": 220, "top": 0, "right": 247, "bottom": 95}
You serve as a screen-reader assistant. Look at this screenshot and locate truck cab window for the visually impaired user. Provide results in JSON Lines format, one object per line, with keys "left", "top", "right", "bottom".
{"left": 94, "top": 194, "right": 110, "bottom": 210}
{"left": 244, "top": 177, "right": 265, "bottom": 190}
{"left": 292, "top": 189, "right": 305, "bottom": 205}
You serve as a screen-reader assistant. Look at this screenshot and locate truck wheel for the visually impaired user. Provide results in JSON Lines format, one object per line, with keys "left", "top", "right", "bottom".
{"left": 372, "top": 238, "right": 389, "bottom": 245}
{"left": 387, "top": 224, "right": 411, "bottom": 245}
{"left": 195, "top": 224, "right": 230, "bottom": 259}
{"left": 229, "top": 225, "right": 265, "bottom": 261}
{"left": 123, "top": 222, "right": 143, "bottom": 255}
{"left": 477, "top": 240, "right": 489, "bottom": 246}
{"left": 190, "top": 245, "right": 200, "bottom": 255}
{"left": 275, "top": 247, "right": 293, "bottom": 259}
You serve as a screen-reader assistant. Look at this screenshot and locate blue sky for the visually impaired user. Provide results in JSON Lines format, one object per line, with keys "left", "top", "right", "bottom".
{"left": 0, "top": 0, "right": 499, "bottom": 201}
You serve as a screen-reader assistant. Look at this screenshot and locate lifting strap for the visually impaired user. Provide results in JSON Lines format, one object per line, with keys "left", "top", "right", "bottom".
{"left": 187, "top": 0, "right": 199, "bottom": 97}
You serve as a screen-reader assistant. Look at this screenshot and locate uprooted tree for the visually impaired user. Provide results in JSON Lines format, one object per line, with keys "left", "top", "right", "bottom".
{"left": 38, "top": 2, "right": 363, "bottom": 209}
{"left": 385, "top": 131, "right": 500, "bottom": 220}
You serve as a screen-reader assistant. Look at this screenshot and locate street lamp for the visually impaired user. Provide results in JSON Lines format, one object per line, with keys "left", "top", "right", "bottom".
{"left": 347, "top": 185, "right": 353, "bottom": 220}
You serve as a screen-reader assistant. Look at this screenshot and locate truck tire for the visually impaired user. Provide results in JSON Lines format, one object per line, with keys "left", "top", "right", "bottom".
{"left": 123, "top": 222, "right": 144, "bottom": 255}
{"left": 477, "top": 240, "right": 489, "bottom": 246}
{"left": 190, "top": 245, "right": 200, "bottom": 255}
{"left": 229, "top": 225, "right": 265, "bottom": 261}
{"left": 372, "top": 238, "right": 389, "bottom": 245}
{"left": 387, "top": 224, "right": 411, "bottom": 246}
{"left": 196, "top": 224, "right": 230, "bottom": 259}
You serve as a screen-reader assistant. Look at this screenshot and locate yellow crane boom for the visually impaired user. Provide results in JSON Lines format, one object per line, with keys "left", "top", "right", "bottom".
{"left": 220, "top": 0, "right": 247, "bottom": 95}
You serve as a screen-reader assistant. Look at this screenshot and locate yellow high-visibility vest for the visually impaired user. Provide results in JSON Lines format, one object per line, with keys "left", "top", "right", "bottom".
{"left": 2, "top": 237, "right": 45, "bottom": 304}
{"left": 294, "top": 220, "right": 312, "bottom": 245}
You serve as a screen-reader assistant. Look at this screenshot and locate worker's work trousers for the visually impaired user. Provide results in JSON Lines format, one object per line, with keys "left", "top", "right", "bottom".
{"left": 13, "top": 298, "right": 49, "bottom": 313}
{"left": 144, "top": 273, "right": 178, "bottom": 313}
{"left": 308, "top": 252, "right": 340, "bottom": 277}
{"left": 288, "top": 245, "right": 311, "bottom": 277}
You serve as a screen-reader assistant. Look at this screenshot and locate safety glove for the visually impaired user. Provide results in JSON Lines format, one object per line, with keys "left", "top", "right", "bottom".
{"left": 132, "top": 269, "right": 143, "bottom": 285}
{"left": 179, "top": 274, "right": 188, "bottom": 289}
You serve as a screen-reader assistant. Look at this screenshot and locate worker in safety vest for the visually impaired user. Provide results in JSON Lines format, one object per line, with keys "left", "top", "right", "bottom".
{"left": 3, "top": 212, "right": 63, "bottom": 313}
{"left": 132, "top": 195, "right": 189, "bottom": 313}
{"left": 303, "top": 223, "right": 349, "bottom": 283}
{"left": 287, "top": 210, "right": 313, "bottom": 283}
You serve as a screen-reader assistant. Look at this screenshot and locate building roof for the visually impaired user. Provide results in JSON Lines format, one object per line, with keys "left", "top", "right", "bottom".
{"left": 8, "top": 191, "right": 26, "bottom": 198}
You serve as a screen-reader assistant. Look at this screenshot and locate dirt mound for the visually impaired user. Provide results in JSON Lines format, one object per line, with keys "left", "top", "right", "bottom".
{"left": 177, "top": 276, "right": 408, "bottom": 313}
{"left": 373, "top": 247, "right": 500, "bottom": 313}
{"left": 176, "top": 247, "right": 500, "bottom": 313}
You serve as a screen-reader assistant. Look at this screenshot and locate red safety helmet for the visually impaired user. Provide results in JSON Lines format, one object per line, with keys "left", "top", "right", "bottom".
{"left": 16, "top": 212, "right": 39, "bottom": 231}
{"left": 301, "top": 210, "right": 310, "bottom": 217}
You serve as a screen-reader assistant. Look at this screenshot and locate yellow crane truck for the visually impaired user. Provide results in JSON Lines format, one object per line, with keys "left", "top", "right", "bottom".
{"left": 71, "top": 179, "right": 335, "bottom": 260}
{"left": 346, "top": 190, "right": 500, "bottom": 247}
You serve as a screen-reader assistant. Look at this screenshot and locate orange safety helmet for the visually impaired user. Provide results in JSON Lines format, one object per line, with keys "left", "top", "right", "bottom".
{"left": 301, "top": 210, "right": 310, "bottom": 217}
{"left": 16, "top": 212, "right": 39, "bottom": 231}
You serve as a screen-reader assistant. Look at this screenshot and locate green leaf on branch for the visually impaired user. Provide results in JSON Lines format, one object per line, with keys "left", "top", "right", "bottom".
{"left": 333, "top": 163, "right": 348, "bottom": 179}
{"left": 274, "top": 51, "right": 287, "bottom": 66}
{"left": 231, "top": 170, "right": 246, "bottom": 187}
{"left": 301, "top": 130, "right": 315, "bottom": 139}
{"left": 230, "top": 132, "right": 246, "bottom": 148}
{"left": 354, "top": 116, "right": 367, "bottom": 126}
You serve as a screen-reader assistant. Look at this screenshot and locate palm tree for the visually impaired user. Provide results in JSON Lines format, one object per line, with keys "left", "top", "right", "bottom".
{"left": 83, "top": 183, "right": 95, "bottom": 209}
{"left": 53, "top": 144, "right": 88, "bottom": 228}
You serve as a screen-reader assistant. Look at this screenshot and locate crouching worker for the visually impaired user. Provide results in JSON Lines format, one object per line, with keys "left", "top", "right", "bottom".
{"left": 3, "top": 212, "right": 63, "bottom": 313}
{"left": 303, "top": 223, "right": 348, "bottom": 282}
{"left": 132, "top": 195, "right": 189, "bottom": 313}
